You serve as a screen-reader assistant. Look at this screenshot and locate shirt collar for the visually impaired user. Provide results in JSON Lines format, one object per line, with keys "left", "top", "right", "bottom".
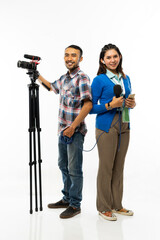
{"left": 66, "top": 67, "right": 80, "bottom": 79}
{"left": 106, "top": 69, "right": 122, "bottom": 81}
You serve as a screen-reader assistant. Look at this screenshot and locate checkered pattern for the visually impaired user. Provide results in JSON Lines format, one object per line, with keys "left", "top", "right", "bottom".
{"left": 51, "top": 67, "right": 92, "bottom": 135}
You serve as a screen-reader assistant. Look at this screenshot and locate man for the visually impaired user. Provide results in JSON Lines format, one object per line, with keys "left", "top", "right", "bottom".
{"left": 37, "top": 45, "right": 92, "bottom": 218}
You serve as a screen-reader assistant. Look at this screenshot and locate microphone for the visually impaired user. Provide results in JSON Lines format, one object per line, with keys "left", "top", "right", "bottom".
{"left": 24, "top": 54, "right": 41, "bottom": 61}
{"left": 114, "top": 84, "right": 122, "bottom": 98}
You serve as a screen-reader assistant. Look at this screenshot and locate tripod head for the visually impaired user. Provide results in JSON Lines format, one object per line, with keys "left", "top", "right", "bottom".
{"left": 27, "top": 70, "right": 40, "bottom": 84}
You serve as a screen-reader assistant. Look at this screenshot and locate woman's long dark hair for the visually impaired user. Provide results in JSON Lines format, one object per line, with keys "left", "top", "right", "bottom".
{"left": 97, "top": 43, "right": 126, "bottom": 78}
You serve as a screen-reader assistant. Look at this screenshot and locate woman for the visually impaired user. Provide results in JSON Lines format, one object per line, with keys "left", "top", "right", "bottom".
{"left": 90, "top": 44, "right": 136, "bottom": 221}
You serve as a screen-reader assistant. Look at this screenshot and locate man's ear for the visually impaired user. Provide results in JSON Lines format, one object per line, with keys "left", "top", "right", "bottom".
{"left": 79, "top": 56, "right": 83, "bottom": 62}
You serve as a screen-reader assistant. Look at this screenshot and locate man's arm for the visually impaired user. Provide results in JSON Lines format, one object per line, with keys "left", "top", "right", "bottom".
{"left": 63, "top": 99, "right": 92, "bottom": 138}
{"left": 38, "top": 75, "right": 53, "bottom": 91}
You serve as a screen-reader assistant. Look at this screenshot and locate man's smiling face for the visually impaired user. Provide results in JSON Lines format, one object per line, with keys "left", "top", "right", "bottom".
{"left": 64, "top": 47, "right": 83, "bottom": 72}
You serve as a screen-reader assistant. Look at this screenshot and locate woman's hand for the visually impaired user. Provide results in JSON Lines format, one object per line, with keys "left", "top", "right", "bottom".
{"left": 125, "top": 97, "right": 136, "bottom": 108}
{"left": 110, "top": 96, "right": 124, "bottom": 108}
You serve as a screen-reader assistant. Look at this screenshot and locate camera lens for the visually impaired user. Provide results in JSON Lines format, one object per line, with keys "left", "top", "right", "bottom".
{"left": 17, "top": 61, "right": 37, "bottom": 70}
{"left": 17, "top": 60, "right": 22, "bottom": 68}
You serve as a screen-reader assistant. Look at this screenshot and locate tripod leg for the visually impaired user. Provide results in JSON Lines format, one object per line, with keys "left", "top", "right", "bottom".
{"left": 32, "top": 88, "right": 38, "bottom": 212}
{"left": 29, "top": 87, "right": 33, "bottom": 214}
{"left": 28, "top": 84, "right": 38, "bottom": 213}
{"left": 35, "top": 86, "right": 43, "bottom": 211}
{"left": 29, "top": 131, "right": 33, "bottom": 214}
{"left": 33, "top": 130, "right": 38, "bottom": 212}
{"left": 37, "top": 131, "right": 43, "bottom": 211}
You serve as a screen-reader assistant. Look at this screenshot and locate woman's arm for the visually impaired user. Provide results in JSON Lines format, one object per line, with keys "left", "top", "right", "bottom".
{"left": 125, "top": 98, "right": 136, "bottom": 108}
{"left": 90, "top": 77, "right": 108, "bottom": 114}
{"left": 106, "top": 96, "right": 124, "bottom": 110}
{"left": 90, "top": 76, "right": 123, "bottom": 114}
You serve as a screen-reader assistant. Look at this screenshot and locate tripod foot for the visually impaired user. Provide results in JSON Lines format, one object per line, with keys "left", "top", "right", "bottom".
{"left": 30, "top": 210, "right": 33, "bottom": 214}
{"left": 40, "top": 207, "right": 43, "bottom": 211}
{"left": 35, "top": 208, "right": 38, "bottom": 212}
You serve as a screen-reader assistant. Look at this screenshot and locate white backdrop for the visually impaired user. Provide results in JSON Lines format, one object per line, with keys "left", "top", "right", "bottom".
{"left": 1, "top": 0, "right": 160, "bottom": 238}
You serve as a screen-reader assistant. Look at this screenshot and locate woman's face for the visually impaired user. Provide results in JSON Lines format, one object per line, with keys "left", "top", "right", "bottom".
{"left": 101, "top": 49, "right": 121, "bottom": 73}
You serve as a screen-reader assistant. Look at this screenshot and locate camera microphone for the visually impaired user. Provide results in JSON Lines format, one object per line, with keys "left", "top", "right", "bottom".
{"left": 114, "top": 85, "right": 122, "bottom": 98}
{"left": 24, "top": 54, "right": 41, "bottom": 61}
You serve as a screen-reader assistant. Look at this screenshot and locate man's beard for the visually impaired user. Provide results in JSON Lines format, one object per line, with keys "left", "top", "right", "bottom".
{"left": 65, "top": 61, "right": 79, "bottom": 72}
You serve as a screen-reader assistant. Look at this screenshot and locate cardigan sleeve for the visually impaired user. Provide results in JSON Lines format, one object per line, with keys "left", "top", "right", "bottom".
{"left": 124, "top": 75, "right": 132, "bottom": 98}
{"left": 128, "top": 75, "right": 132, "bottom": 93}
{"left": 90, "top": 76, "right": 108, "bottom": 114}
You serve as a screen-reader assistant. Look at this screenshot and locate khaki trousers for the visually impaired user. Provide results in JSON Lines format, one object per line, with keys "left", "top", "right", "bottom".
{"left": 96, "top": 113, "right": 130, "bottom": 212}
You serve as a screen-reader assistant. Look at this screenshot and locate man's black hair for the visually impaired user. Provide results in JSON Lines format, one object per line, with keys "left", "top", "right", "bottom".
{"left": 66, "top": 45, "right": 83, "bottom": 57}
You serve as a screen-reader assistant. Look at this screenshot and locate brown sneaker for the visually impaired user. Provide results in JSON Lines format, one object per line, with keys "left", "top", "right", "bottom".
{"left": 112, "top": 208, "right": 134, "bottom": 216}
{"left": 99, "top": 211, "right": 117, "bottom": 221}
{"left": 60, "top": 206, "right": 81, "bottom": 219}
{"left": 48, "top": 200, "right": 69, "bottom": 209}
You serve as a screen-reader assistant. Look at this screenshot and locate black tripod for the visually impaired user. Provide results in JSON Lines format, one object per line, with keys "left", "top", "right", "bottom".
{"left": 27, "top": 71, "right": 43, "bottom": 214}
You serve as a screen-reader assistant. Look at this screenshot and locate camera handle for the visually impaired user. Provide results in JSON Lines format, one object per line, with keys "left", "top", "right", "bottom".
{"left": 28, "top": 76, "right": 43, "bottom": 214}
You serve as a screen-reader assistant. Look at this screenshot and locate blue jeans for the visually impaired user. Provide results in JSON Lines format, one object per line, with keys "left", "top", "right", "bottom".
{"left": 58, "top": 132, "right": 84, "bottom": 208}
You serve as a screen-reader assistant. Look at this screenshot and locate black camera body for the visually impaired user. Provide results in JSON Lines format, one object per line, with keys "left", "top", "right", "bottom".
{"left": 17, "top": 60, "right": 38, "bottom": 71}
{"left": 17, "top": 54, "right": 41, "bottom": 71}
{"left": 17, "top": 54, "right": 41, "bottom": 82}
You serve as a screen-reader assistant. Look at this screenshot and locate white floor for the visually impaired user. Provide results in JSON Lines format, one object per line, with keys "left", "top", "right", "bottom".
{"left": 1, "top": 180, "right": 160, "bottom": 240}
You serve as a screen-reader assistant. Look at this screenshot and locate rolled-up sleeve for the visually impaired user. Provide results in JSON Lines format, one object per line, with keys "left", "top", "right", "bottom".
{"left": 79, "top": 75, "right": 92, "bottom": 101}
{"left": 51, "top": 78, "right": 61, "bottom": 94}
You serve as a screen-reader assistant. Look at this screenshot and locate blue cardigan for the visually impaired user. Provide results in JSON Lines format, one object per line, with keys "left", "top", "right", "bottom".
{"left": 90, "top": 74, "right": 132, "bottom": 132}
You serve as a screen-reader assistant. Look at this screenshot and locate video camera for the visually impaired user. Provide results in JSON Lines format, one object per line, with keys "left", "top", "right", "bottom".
{"left": 17, "top": 54, "right": 41, "bottom": 71}
{"left": 17, "top": 54, "right": 41, "bottom": 82}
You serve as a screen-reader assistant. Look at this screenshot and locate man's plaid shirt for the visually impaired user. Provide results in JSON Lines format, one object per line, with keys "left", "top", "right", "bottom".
{"left": 51, "top": 67, "right": 92, "bottom": 135}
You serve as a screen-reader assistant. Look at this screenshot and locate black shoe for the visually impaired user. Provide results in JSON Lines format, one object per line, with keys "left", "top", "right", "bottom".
{"left": 60, "top": 206, "right": 81, "bottom": 219}
{"left": 48, "top": 200, "right": 69, "bottom": 209}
